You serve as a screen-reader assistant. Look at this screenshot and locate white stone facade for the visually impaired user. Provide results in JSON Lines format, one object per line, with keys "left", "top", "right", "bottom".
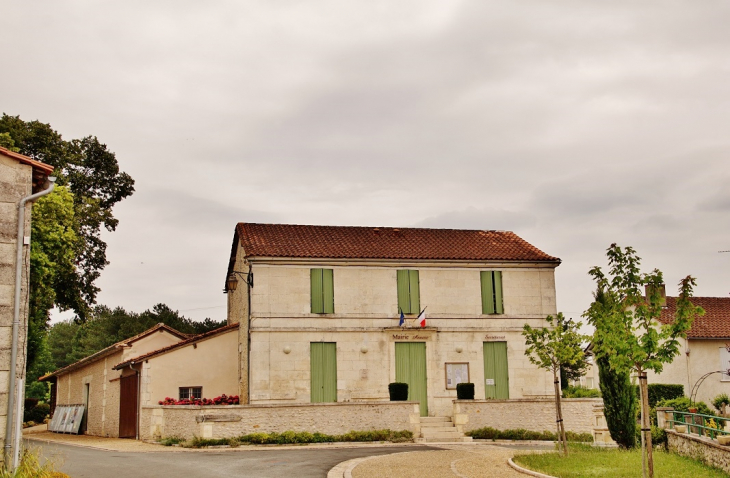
{"left": 228, "top": 253, "right": 560, "bottom": 417}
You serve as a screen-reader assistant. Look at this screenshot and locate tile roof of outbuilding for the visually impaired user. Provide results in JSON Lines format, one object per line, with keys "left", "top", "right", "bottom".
{"left": 113, "top": 323, "right": 240, "bottom": 369}
{"left": 234, "top": 223, "right": 560, "bottom": 263}
{"left": 659, "top": 297, "right": 730, "bottom": 339}
{"left": 38, "top": 323, "right": 188, "bottom": 381}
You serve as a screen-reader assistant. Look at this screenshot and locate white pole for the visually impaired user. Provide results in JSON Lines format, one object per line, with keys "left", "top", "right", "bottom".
{"left": 12, "top": 378, "right": 24, "bottom": 470}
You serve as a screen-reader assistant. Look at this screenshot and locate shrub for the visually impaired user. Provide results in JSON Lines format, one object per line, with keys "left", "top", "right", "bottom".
{"left": 598, "top": 354, "right": 637, "bottom": 449}
{"left": 656, "top": 397, "right": 714, "bottom": 416}
{"left": 388, "top": 383, "right": 408, "bottom": 401}
{"left": 158, "top": 394, "right": 240, "bottom": 406}
{"left": 635, "top": 384, "right": 684, "bottom": 409}
{"left": 465, "top": 427, "right": 592, "bottom": 442}
{"left": 159, "top": 436, "right": 185, "bottom": 446}
{"left": 563, "top": 385, "right": 602, "bottom": 398}
{"left": 24, "top": 402, "right": 50, "bottom": 424}
{"left": 456, "top": 383, "right": 475, "bottom": 399}
{"left": 712, "top": 393, "right": 730, "bottom": 412}
{"left": 228, "top": 429, "right": 413, "bottom": 447}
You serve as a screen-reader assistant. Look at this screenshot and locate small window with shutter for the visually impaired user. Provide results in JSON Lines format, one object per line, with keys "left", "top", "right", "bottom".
{"left": 311, "top": 269, "right": 334, "bottom": 314}
{"left": 481, "top": 271, "right": 504, "bottom": 315}
{"left": 397, "top": 270, "right": 420, "bottom": 314}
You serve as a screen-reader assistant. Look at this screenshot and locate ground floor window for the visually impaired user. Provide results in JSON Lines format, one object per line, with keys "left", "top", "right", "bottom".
{"left": 179, "top": 386, "right": 203, "bottom": 400}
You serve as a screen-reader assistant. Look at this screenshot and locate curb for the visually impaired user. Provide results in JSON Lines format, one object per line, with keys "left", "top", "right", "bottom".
{"left": 327, "top": 451, "right": 416, "bottom": 478}
{"left": 507, "top": 458, "right": 557, "bottom": 478}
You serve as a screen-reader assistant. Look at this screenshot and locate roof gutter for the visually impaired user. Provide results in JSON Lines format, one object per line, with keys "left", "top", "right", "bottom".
{"left": 5, "top": 176, "right": 56, "bottom": 468}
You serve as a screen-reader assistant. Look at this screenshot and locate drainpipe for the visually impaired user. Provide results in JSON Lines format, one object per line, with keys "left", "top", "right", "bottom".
{"left": 4, "top": 177, "right": 56, "bottom": 468}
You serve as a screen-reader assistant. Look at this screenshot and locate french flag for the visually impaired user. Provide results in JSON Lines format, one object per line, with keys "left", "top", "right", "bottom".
{"left": 417, "top": 308, "right": 426, "bottom": 328}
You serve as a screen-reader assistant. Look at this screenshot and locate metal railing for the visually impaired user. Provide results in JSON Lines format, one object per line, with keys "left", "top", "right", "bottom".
{"left": 668, "top": 411, "right": 730, "bottom": 440}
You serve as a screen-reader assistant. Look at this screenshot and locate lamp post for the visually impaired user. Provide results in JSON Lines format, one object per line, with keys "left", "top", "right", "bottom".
{"left": 225, "top": 270, "right": 253, "bottom": 292}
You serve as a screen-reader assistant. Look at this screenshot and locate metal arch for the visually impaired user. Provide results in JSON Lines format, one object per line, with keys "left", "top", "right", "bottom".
{"left": 690, "top": 370, "right": 729, "bottom": 408}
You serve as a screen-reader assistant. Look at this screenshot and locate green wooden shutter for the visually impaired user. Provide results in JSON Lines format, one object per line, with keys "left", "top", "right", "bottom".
{"left": 395, "top": 342, "right": 428, "bottom": 416}
{"left": 322, "top": 269, "right": 334, "bottom": 314}
{"left": 311, "top": 269, "right": 323, "bottom": 313}
{"left": 483, "top": 342, "right": 509, "bottom": 399}
{"left": 397, "top": 270, "right": 411, "bottom": 314}
{"left": 311, "top": 342, "right": 337, "bottom": 403}
{"left": 481, "top": 271, "right": 495, "bottom": 314}
{"left": 409, "top": 270, "right": 420, "bottom": 314}
{"left": 494, "top": 271, "right": 503, "bottom": 314}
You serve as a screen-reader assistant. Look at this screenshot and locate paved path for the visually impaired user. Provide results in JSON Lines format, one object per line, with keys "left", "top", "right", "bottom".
{"left": 25, "top": 429, "right": 553, "bottom": 478}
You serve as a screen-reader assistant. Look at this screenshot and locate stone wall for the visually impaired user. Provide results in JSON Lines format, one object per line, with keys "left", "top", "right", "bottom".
{"left": 668, "top": 430, "right": 730, "bottom": 474}
{"left": 0, "top": 156, "right": 33, "bottom": 443}
{"left": 139, "top": 401, "right": 421, "bottom": 441}
{"left": 453, "top": 398, "right": 603, "bottom": 434}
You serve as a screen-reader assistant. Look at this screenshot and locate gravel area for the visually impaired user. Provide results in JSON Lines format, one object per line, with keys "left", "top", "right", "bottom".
{"left": 351, "top": 445, "right": 533, "bottom": 478}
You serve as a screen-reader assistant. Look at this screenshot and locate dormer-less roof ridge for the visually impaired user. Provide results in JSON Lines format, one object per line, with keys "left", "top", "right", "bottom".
{"left": 113, "top": 323, "right": 240, "bottom": 370}
{"left": 39, "top": 323, "right": 187, "bottom": 381}
{"left": 232, "top": 223, "right": 560, "bottom": 262}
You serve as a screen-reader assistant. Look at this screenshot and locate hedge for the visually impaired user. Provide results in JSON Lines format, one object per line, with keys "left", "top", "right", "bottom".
{"left": 634, "top": 384, "right": 684, "bottom": 408}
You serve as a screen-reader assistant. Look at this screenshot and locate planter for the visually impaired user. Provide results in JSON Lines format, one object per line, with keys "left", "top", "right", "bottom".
{"left": 717, "top": 435, "right": 730, "bottom": 446}
{"left": 674, "top": 425, "right": 687, "bottom": 433}
{"left": 688, "top": 408, "right": 698, "bottom": 413}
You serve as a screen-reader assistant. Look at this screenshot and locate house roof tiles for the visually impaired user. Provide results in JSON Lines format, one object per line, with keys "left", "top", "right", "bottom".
{"left": 113, "top": 323, "right": 240, "bottom": 369}
{"left": 234, "top": 223, "right": 560, "bottom": 263}
{"left": 38, "top": 323, "right": 188, "bottom": 381}
{"left": 659, "top": 297, "right": 730, "bottom": 339}
{"left": 0, "top": 146, "right": 54, "bottom": 175}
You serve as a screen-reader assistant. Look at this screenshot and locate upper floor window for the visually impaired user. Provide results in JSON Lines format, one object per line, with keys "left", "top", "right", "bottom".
{"left": 481, "top": 271, "right": 504, "bottom": 314}
{"left": 397, "top": 270, "right": 420, "bottom": 314}
{"left": 311, "top": 268, "right": 334, "bottom": 314}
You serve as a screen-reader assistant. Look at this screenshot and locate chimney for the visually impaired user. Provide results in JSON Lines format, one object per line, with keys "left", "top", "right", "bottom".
{"left": 645, "top": 283, "right": 667, "bottom": 307}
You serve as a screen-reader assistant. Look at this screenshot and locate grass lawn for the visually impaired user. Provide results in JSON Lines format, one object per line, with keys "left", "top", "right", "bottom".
{"left": 513, "top": 443, "right": 728, "bottom": 478}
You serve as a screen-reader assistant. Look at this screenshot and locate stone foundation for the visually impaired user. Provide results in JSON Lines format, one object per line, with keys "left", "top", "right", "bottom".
{"left": 453, "top": 398, "right": 603, "bottom": 435}
{"left": 139, "top": 401, "right": 421, "bottom": 441}
{"left": 668, "top": 430, "right": 730, "bottom": 474}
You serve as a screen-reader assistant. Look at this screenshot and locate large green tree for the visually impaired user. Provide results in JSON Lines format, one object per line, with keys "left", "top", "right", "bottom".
{"left": 0, "top": 115, "right": 134, "bottom": 381}
{"left": 523, "top": 313, "right": 588, "bottom": 456}
{"left": 46, "top": 304, "right": 226, "bottom": 371}
{"left": 0, "top": 114, "right": 135, "bottom": 323}
{"left": 584, "top": 244, "right": 703, "bottom": 478}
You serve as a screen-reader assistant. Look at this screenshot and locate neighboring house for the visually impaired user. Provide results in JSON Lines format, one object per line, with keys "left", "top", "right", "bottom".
{"left": 649, "top": 297, "right": 730, "bottom": 406}
{"left": 225, "top": 223, "right": 562, "bottom": 417}
{"left": 40, "top": 324, "right": 189, "bottom": 437}
{"left": 112, "top": 323, "right": 239, "bottom": 407}
{"left": 0, "top": 146, "right": 53, "bottom": 457}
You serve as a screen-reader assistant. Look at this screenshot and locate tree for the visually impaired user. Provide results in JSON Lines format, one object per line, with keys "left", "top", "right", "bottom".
{"left": 45, "top": 304, "right": 226, "bottom": 371}
{"left": 0, "top": 114, "right": 135, "bottom": 323}
{"left": 523, "top": 313, "right": 588, "bottom": 456}
{"left": 584, "top": 244, "right": 703, "bottom": 478}
{"left": 593, "top": 286, "right": 637, "bottom": 449}
{"left": 26, "top": 186, "right": 80, "bottom": 370}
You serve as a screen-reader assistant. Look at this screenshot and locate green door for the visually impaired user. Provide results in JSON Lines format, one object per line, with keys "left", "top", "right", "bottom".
{"left": 483, "top": 342, "right": 509, "bottom": 399}
{"left": 311, "top": 342, "right": 337, "bottom": 403}
{"left": 395, "top": 342, "right": 428, "bottom": 416}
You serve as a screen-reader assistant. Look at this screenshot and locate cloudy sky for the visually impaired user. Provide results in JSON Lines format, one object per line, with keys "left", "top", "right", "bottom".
{"left": 3, "top": 1, "right": 729, "bottom": 324}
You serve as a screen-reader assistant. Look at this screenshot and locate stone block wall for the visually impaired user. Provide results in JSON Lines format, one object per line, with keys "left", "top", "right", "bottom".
{"left": 0, "top": 156, "right": 33, "bottom": 448}
{"left": 668, "top": 430, "right": 730, "bottom": 474}
{"left": 139, "top": 401, "right": 421, "bottom": 441}
{"left": 453, "top": 398, "right": 602, "bottom": 434}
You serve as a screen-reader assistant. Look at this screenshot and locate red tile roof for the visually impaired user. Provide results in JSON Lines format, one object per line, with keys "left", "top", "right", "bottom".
{"left": 38, "top": 323, "right": 188, "bottom": 381}
{"left": 233, "top": 223, "right": 560, "bottom": 263}
{"left": 659, "top": 297, "right": 730, "bottom": 339}
{"left": 113, "top": 323, "right": 239, "bottom": 369}
{"left": 0, "top": 146, "right": 54, "bottom": 175}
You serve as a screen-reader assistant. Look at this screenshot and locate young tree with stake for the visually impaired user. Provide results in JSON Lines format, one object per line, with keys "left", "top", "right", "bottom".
{"left": 584, "top": 244, "right": 703, "bottom": 478}
{"left": 523, "top": 313, "right": 587, "bottom": 456}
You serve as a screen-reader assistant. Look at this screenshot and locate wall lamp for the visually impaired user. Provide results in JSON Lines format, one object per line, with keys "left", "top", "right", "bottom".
{"left": 225, "top": 270, "right": 253, "bottom": 292}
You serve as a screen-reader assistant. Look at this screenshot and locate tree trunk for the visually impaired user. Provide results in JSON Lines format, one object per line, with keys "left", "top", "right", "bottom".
{"left": 554, "top": 371, "right": 568, "bottom": 456}
{"left": 639, "top": 372, "right": 654, "bottom": 478}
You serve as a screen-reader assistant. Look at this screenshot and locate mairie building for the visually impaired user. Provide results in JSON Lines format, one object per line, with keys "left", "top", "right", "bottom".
{"left": 226, "top": 223, "right": 561, "bottom": 417}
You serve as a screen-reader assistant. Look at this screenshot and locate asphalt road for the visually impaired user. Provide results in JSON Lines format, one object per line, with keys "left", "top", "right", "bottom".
{"left": 28, "top": 440, "right": 439, "bottom": 478}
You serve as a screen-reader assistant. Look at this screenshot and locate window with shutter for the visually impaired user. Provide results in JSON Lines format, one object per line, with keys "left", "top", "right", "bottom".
{"left": 481, "top": 271, "right": 504, "bottom": 315}
{"left": 397, "top": 270, "right": 420, "bottom": 314}
{"left": 311, "top": 268, "right": 334, "bottom": 314}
